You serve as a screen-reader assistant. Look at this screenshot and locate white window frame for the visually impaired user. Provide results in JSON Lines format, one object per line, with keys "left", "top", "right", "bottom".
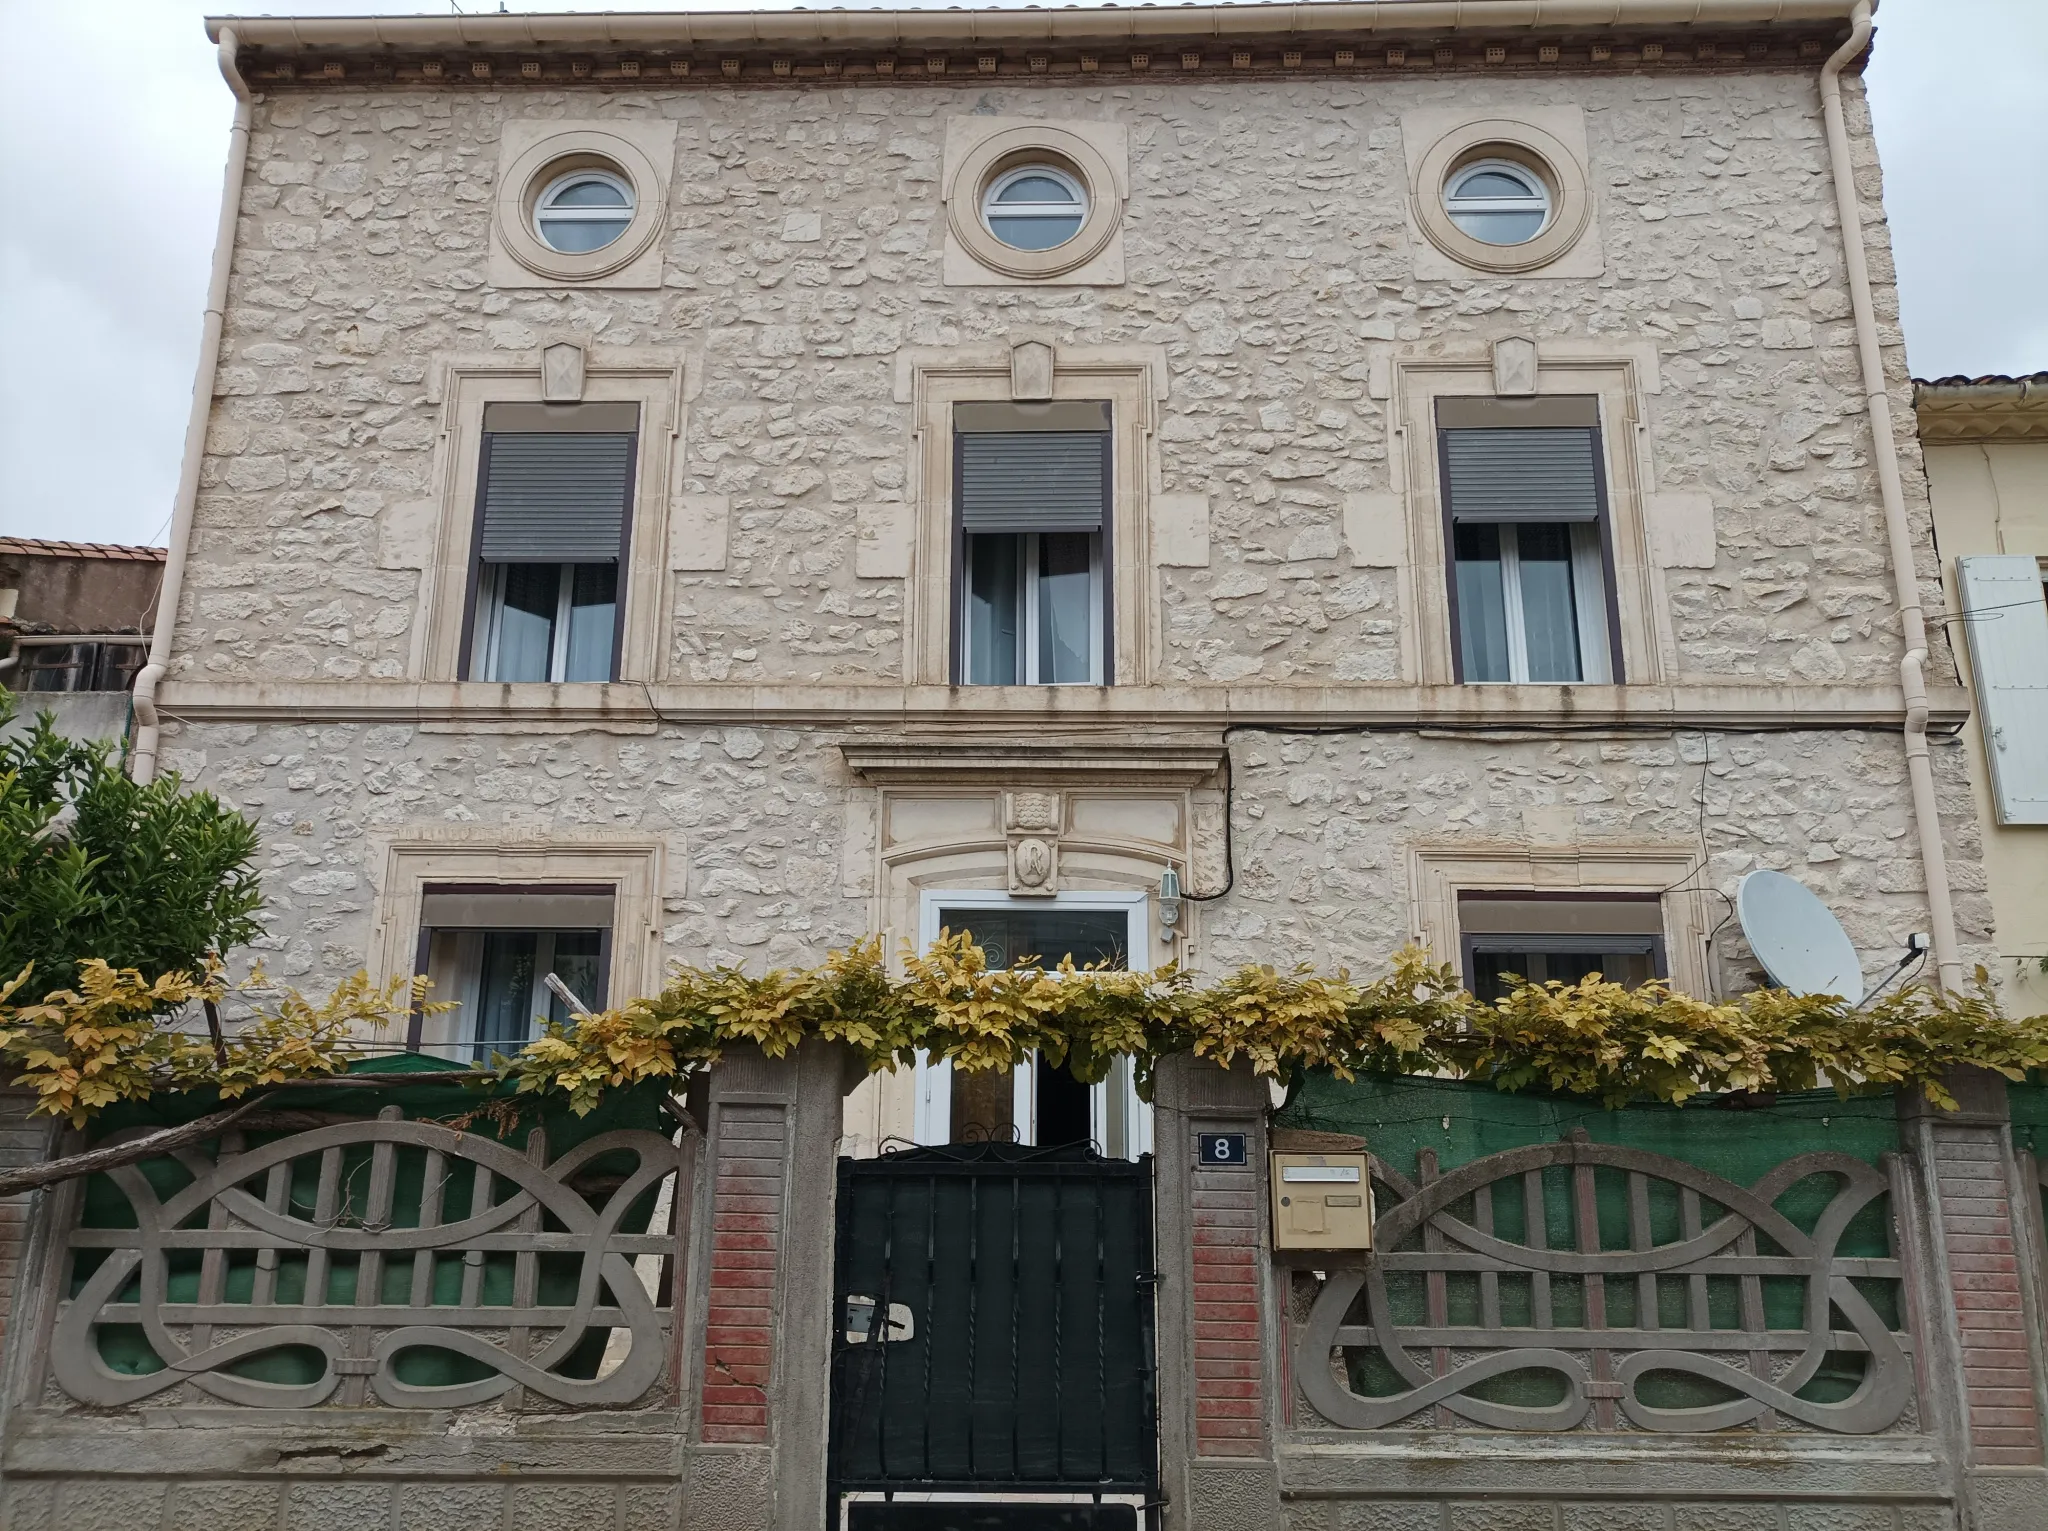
{"left": 438, "top": 927, "right": 603, "bottom": 1060}
{"left": 912, "top": 889, "right": 1151, "bottom": 1159}
{"left": 1462, "top": 520, "right": 1613, "bottom": 684}
{"left": 961, "top": 530, "right": 1106, "bottom": 686}
{"left": 472, "top": 560, "right": 616, "bottom": 683}
{"left": 981, "top": 162, "right": 1090, "bottom": 252}
{"left": 1443, "top": 158, "right": 1553, "bottom": 245}
{"left": 533, "top": 168, "right": 636, "bottom": 254}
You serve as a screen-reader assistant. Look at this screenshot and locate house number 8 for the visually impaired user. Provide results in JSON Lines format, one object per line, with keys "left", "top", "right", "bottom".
{"left": 1199, "top": 1133, "right": 1248, "bottom": 1166}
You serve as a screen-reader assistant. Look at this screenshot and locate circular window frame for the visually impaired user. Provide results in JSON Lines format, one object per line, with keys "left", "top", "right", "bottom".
{"left": 497, "top": 129, "right": 665, "bottom": 283}
{"left": 948, "top": 127, "right": 1122, "bottom": 280}
{"left": 1412, "top": 120, "right": 1591, "bottom": 274}
{"left": 1443, "top": 158, "right": 1554, "bottom": 246}
{"left": 533, "top": 167, "right": 637, "bottom": 256}
{"left": 981, "top": 163, "right": 1091, "bottom": 254}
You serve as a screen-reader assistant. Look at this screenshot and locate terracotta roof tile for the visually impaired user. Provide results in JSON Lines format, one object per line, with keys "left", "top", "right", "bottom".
{"left": 0, "top": 537, "right": 169, "bottom": 562}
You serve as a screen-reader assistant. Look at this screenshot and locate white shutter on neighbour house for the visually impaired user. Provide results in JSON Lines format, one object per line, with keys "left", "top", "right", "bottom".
{"left": 1958, "top": 554, "right": 2048, "bottom": 825}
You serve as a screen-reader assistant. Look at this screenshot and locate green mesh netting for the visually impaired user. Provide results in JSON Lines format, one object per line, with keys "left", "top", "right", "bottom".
{"left": 1277, "top": 1071, "right": 1901, "bottom": 1179}
{"left": 74, "top": 1056, "right": 670, "bottom": 1389}
{"left": 1276, "top": 1073, "right": 1903, "bottom": 1419}
{"left": 2008, "top": 1077, "right": 2048, "bottom": 1159}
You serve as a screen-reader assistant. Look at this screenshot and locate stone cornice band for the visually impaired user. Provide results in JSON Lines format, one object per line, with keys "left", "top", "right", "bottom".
{"left": 152, "top": 681, "right": 1963, "bottom": 734}
{"left": 204, "top": 1, "right": 1867, "bottom": 84}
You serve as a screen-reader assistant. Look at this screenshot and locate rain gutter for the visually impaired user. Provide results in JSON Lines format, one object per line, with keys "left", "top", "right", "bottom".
{"left": 131, "top": 27, "right": 253, "bottom": 784}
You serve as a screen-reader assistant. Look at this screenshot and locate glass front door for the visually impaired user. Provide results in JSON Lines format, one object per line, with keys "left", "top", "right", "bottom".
{"left": 915, "top": 894, "right": 1152, "bottom": 1158}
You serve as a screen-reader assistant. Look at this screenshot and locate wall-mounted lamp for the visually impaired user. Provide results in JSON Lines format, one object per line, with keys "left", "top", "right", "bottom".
{"left": 1158, "top": 867, "right": 1183, "bottom": 945}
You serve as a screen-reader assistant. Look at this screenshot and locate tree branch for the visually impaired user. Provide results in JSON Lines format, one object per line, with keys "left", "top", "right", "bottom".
{"left": 0, "top": 1071, "right": 494, "bottom": 1198}
{"left": 0, "top": 1096, "right": 271, "bottom": 1198}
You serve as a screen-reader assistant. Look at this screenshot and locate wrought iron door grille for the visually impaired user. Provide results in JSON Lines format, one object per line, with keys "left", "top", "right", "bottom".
{"left": 828, "top": 1142, "right": 1158, "bottom": 1504}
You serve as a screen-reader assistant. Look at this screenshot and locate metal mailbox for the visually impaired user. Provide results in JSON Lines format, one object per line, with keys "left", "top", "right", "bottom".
{"left": 1269, "top": 1151, "right": 1373, "bottom": 1251}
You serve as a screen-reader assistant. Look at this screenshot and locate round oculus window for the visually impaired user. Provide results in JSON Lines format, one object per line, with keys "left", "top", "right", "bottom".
{"left": 1443, "top": 159, "right": 1553, "bottom": 246}
{"left": 534, "top": 169, "right": 635, "bottom": 254}
{"left": 981, "top": 164, "right": 1088, "bottom": 252}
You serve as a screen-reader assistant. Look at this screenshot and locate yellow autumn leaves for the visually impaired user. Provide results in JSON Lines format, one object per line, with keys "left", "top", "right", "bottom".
{"left": 6, "top": 935, "right": 2046, "bottom": 1126}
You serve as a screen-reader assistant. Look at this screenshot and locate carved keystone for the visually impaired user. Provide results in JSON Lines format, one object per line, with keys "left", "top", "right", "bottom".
{"left": 1011, "top": 340, "right": 1055, "bottom": 401}
{"left": 542, "top": 341, "right": 586, "bottom": 402}
{"left": 1493, "top": 336, "right": 1538, "bottom": 397}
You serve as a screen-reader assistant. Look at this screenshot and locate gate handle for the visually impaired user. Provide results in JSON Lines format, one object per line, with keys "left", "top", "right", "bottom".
{"left": 844, "top": 1294, "right": 916, "bottom": 1345}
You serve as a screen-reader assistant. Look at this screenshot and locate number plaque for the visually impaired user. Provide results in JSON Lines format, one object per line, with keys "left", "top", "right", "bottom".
{"left": 1198, "top": 1133, "right": 1248, "bottom": 1166}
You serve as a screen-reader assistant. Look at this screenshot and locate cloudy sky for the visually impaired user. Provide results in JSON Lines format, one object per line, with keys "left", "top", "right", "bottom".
{"left": 3, "top": 0, "right": 2043, "bottom": 548}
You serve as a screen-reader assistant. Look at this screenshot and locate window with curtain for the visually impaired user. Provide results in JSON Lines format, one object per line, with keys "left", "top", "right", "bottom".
{"left": 1438, "top": 397, "right": 1617, "bottom": 685}
{"left": 466, "top": 401, "right": 637, "bottom": 683}
{"left": 418, "top": 886, "right": 614, "bottom": 1062}
{"left": 1457, "top": 893, "right": 1667, "bottom": 1002}
{"left": 954, "top": 400, "right": 1111, "bottom": 686}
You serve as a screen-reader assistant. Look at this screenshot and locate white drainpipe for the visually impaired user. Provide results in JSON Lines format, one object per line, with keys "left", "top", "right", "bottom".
{"left": 1818, "top": 0, "right": 1965, "bottom": 993}
{"left": 130, "top": 27, "right": 253, "bottom": 784}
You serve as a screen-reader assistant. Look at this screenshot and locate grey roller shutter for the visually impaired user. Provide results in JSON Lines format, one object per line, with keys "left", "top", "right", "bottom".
{"left": 478, "top": 433, "right": 633, "bottom": 562}
{"left": 958, "top": 431, "right": 1108, "bottom": 532}
{"left": 1442, "top": 428, "right": 1602, "bottom": 523}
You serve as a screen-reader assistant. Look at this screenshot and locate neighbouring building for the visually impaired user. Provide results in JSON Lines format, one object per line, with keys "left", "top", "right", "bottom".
{"left": 0, "top": 537, "right": 163, "bottom": 743}
{"left": 1916, "top": 373, "right": 2048, "bottom": 1019}
{"left": 3, "top": 5, "right": 2046, "bottom": 1531}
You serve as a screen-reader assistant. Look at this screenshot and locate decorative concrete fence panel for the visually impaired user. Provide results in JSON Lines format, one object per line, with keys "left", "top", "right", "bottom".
{"left": 1295, "top": 1131, "right": 1915, "bottom": 1437}
{"left": 49, "top": 1108, "right": 683, "bottom": 1412}
{"left": 1244, "top": 1073, "right": 2048, "bottom": 1531}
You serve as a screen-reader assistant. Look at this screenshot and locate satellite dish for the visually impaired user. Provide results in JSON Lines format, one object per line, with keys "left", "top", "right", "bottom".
{"left": 1736, "top": 870, "right": 1864, "bottom": 1004}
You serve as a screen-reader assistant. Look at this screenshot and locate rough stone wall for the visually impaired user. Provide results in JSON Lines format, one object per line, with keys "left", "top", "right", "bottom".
{"left": 154, "top": 718, "right": 1987, "bottom": 999}
{"left": 167, "top": 68, "right": 1955, "bottom": 695}
{"left": 156, "top": 721, "right": 859, "bottom": 983}
{"left": 1208, "top": 724, "right": 1990, "bottom": 981}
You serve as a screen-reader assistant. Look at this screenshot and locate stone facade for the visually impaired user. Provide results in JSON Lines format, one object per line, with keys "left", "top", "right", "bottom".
{"left": 151, "top": 59, "right": 1989, "bottom": 996}
{"left": 5, "top": 8, "right": 2038, "bottom": 1530}
{"left": 172, "top": 71, "right": 1947, "bottom": 694}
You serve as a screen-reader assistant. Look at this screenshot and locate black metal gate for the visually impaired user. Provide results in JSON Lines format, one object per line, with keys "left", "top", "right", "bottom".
{"left": 827, "top": 1143, "right": 1158, "bottom": 1531}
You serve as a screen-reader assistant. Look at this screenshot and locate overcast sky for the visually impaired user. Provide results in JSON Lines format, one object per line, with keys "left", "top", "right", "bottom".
{"left": 2, "top": 0, "right": 2042, "bottom": 548}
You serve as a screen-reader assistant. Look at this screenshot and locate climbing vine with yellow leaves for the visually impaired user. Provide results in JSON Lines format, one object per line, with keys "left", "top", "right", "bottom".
{"left": 4, "top": 937, "right": 2046, "bottom": 1154}
{"left": 497, "top": 933, "right": 2048, "bottom": 1116}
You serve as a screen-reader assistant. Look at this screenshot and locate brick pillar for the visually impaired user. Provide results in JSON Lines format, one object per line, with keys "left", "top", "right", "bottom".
{"left": 1900, "top": 1069, "right": 2048, "bottom": 1530}
{"left": 1153, "top": 1054, "right": 1281, "bottom": 1531}
{"left": 683, "top": 1044, "right": 856, "bottom": 1531}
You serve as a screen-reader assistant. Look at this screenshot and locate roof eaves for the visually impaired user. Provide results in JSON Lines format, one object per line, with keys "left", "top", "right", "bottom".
{"left": 204, "top": 1, "right": 1866, "bottom": 71}
{"left": 1912, "top": 373, "right": 2048, "bottom": 444}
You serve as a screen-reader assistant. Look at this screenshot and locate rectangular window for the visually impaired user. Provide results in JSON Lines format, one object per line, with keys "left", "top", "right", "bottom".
{"left": 914, "top": 891, "right": 1151, "bottom": 1159}
{"left": 464, "top": 402, "right": 637, "bottom": 683}
{"left": 417, "top": 885, "right": 614, "bottom": 1061}
{"left": 1438, "top": 397, "right": 1618, "bottom": 684}
{"left": 954, "top": 401, "right": 1111, "bottom": 685}
{"left": 17, "top": 639, "right": 146, "bottom": 693}
{"left": 1457, "top": 892, "right": 1666, "bottom": 1002}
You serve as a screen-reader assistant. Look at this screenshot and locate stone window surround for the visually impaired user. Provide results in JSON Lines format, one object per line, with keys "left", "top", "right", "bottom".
{"left": 1401, "top": 105, "right": 1603, "bottom": 281}
{"left": 942, "top": 117, "right": 1129, "bottom": 288}
{"left": 487, "top": 119, "right": 678, "bottom": 291}
{"left": 415, "top": 345, "right": 697, "bottom": 685}
{"left": 1408, "top": 843, "right": 1710, "bottom": 999}
{"left": 1377, "top": 343, "right": 1673, "bottom": 689}
{"left": 370, "top": 831, "right": 669, "bottom": 1050}
{"left": 890, "top": 341, "right": 1175, "bottom": 686}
